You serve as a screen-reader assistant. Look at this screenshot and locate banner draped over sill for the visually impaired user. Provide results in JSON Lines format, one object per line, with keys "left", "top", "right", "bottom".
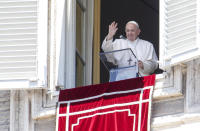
{"left": 56, "top": 75, "right": 155, "bottom": 131}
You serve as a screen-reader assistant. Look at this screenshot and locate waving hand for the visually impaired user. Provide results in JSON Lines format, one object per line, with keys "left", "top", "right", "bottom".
{"left": 106, "top": 21, "right": 118, "bottom": 40}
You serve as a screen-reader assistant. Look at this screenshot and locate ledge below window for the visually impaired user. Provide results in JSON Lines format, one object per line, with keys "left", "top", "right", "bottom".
{"left": 0, "top": 79, "right": 47, "bottom": 90}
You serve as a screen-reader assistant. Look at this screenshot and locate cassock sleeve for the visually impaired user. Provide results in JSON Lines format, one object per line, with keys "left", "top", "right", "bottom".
{"left": 102, "top": 38, "right": 114, "bottom": 52}
{"left": 139, "top": 43, "right": 158, "bottom": 75}
{"left": 101, "top": 38, "right": 117, "bottom": 65}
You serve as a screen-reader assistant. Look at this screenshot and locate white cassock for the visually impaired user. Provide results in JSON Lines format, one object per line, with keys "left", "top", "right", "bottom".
{"left": 102, "top": 37, "right": 158, "bottom": 78}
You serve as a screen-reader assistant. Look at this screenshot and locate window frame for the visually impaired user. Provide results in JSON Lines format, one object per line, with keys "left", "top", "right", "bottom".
{"left": 52, "top": 0, "right": 94, "bottom": 90}
{"left": 75, "top": 0, "right": 87, "bottom": 87}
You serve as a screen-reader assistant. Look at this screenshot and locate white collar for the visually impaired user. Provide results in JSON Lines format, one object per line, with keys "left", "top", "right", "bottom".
{"left": 127, "top": 37, "right": 139, "bottom": 45}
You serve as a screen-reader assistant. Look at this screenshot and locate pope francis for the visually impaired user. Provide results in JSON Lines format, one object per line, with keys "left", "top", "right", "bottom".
{"left": 102, "top": 21, "right": 158, "bottom": 77}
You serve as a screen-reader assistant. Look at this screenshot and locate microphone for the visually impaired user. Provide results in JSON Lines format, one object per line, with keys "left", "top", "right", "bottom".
{"left": 119, "top": 35, "right": 126, "bottom": 39}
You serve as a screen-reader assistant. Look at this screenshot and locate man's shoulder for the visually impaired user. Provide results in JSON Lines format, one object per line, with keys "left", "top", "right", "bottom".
{"left": 138, "top": 39, "right": 153, "bottom": 47}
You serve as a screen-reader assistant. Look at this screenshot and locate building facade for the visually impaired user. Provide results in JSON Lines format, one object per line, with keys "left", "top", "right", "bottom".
{"left": 0, "top": 0, "right": 200, "bottom": 131}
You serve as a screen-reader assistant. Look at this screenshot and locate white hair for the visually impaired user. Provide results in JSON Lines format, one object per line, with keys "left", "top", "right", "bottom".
{"left": 127, "top": 21, "right": 139, "bottom": 29}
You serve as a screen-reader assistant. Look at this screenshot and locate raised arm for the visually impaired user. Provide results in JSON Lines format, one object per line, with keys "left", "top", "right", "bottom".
{"left": 101, "top": 21, "right": 119, "bottom": 64}
{"left": 102, "top": 21, "right": 118, "bottom": 52}
{"left": 106, "top": 21, "right": 118, "bottom": 40}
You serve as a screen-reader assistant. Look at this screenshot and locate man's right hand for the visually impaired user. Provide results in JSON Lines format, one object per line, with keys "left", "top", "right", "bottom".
{"left": 106, "top": 21, "right": 118, "bottom": 40}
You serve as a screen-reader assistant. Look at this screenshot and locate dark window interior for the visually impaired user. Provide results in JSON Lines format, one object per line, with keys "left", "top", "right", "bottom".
{"left": 100, "top": 0, "right": 162, "bottom": 83}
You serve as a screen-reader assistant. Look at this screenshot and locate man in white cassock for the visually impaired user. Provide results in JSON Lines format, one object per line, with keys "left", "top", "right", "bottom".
{"left": 101, "top": 21, "right": 158, "bottom": 80}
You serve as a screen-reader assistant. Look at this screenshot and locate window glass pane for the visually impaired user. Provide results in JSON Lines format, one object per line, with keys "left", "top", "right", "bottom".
{"left": 76, "top": 3, "right": 83, "bottom": 55}
{"left": 76, "top": 2, "right": 85, "bottom": 87}
{"left": 76, "top": 55, "right": 84, "bottom": 87}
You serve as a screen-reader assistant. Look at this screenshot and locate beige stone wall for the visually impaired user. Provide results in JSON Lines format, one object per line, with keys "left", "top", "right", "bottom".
{"left": 0, "top": 91, "right": 10, "bottom": 131}
{"left": 151, "top": 58, "right": 200, "bottom": 130}
{"left": 35, "top": 118, "right": 56, "bottom": 131}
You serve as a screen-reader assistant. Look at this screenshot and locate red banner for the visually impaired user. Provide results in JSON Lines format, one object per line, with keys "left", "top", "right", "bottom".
{"left": 56, "top": 75, "right": 155, "bottom": 131}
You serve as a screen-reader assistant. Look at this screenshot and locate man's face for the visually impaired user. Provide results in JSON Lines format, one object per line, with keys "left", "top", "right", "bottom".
{"left": 125, "top": 23, "right": 140, "bottom": 41}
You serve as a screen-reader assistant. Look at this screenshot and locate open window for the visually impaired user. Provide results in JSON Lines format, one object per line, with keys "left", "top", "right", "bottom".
{"left": 54, "top": 0, "right": 94, "bottom": 89}
{"left": 100, "top": 0, "right": 200, "bottom": 82}
{"left": 100, "top": 0, "right": 159, "bottom": 83}
{"left": 76, "top": 0, "right": 86, "bottom": 87}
